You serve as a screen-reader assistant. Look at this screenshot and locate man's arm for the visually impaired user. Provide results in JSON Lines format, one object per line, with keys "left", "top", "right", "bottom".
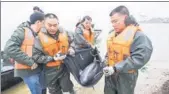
{"left": 114, "top": 31, "right": 153, "bottom": 73}
{"left": 32, "top": 37, "right": 54, "bottom": 64}
{"left": 4, "top": 28, "right": 35, "bottom": 66}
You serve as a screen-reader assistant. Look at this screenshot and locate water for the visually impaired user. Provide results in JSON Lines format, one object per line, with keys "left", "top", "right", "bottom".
{"left": 141, "top": 24, "right": 169, "bottom": 62}
{"left": 2, "top": 23, "right": 169, "bottom": 94}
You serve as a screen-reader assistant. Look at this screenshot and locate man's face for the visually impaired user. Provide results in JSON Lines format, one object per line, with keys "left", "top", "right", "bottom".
{"left": 36, "top": 20, "right": 44, "bottom": 33}
{"left": 82, "top": 19, "right": 92, "bottom": 30}
{"left": 110, "top": 13, "right": 127, "bottom": 33}
{"left": 45, "top": 18, "right": 59, "bottom": 35}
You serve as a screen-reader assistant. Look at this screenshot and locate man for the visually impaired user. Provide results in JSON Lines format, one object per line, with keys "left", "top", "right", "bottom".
{"left": 32, "top": 13, "right": 75, "bottom": 94}
{"left": 4, "top": 12, "right": 45, "bottom": 94}
{"left": 33, "top": 6, "right": 47, "bottom": 94}
{"left": 103, "top": 5, "right": 153, "bottom": 94}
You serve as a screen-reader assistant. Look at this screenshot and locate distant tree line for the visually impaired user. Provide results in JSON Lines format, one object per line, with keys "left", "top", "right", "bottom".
{"left": 139, "top": 17, "right": 169, "bottom": 23}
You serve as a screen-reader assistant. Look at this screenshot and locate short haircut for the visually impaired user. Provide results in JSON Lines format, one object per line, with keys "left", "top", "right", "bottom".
{"left": 109, "top": 5, "right": 129, "bottom": 16}
{"left": 45, "top": 13, "right": 58, "bottom": 20}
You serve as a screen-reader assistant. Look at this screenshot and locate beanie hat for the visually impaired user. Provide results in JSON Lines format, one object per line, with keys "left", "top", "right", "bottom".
{"left": 30, "top": 12, "right": 44, "bottom": 24}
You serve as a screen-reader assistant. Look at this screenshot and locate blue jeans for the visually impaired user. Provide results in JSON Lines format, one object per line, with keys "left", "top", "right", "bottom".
{"left": 23, "top": 74, "right": 43, "bottom": 94}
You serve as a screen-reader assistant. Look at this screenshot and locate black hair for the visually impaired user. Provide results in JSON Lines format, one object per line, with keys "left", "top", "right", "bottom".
{"left": 33, "top": 6, "right": 40, "bottom": 11}
{"left": 109, "top": 5, "right": 139, "bottom": 26}
{"left": 109, "top": 5, "right": 129, "bottom": 16}
{"left": 77, "top": 15, "right": 93, "bottom": 36}
{"left": 45, "top": 13, "right": 58, "bottom": 20}
{"left": 75, "top": 22, "right": 81, "bottom": 27}
{"left": 33, "top": 6, "right": 44, "bottom": 13}
{"left": 81, "top": 15, "right": 92, "bottom": 23}
{"left": 76, "top": 16, "right": 92, "bottom": 27}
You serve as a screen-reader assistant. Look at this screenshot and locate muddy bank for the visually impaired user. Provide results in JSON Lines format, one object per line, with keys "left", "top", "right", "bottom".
{"left": 70, "top": 63, "right": 169, "bottom": 94}
{"left": 159, "top": 80, "right": 169, "bottom": 94}
{"left": 135, "top": 67, "right": 169, "bottom": 94}
{"left": 2, "top": 64, "right": 169, "bottom": 94}
{"left": 152, "top": 73, "right": 169, "bottom": 94}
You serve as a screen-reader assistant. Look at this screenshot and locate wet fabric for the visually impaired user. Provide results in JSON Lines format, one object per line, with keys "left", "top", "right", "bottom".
{"left": 104, "top": 72, "right": 138, "bottom": 94}
{"left": 64, "top": 47, "right": 103, "bottom": 87}
{"left": 47, "top": 65, "right": 74, "bottom": 94}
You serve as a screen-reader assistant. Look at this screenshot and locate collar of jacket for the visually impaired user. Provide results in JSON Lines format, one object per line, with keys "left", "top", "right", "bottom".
{"left": 40, "top": 27, "right": 65, "bottom": 40}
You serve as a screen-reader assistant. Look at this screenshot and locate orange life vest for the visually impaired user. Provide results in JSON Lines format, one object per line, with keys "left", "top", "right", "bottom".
{"left": 107, "top": 25, "right": 141, "bottom": 67}
{"left": 15, "top": 28, "right": 34, "bottom": 69}
{"left": 83, "top": 29, "right": 94, "bottom": 45}
{"left": 38, "top": 31, "right": 69, "bottom": 67}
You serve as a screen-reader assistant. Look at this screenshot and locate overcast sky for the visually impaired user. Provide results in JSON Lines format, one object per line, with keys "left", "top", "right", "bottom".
{"left": 1, "top": 2, "right": 169, "bottom": 49}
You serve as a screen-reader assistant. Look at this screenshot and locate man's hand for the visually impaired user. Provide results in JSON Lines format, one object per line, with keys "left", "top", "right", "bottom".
{"left": 31, "top": 63, "right": 38, "bottom": 70}
{"left": 68, "top": 47, "right": 75, "bottom": 56}
{"left": 103, "top": 66, "right": 115, "bottom": 77}
{"left": 9, "top": 58, "right": 14, "bottom": 64}
{"left": 53, "top": 53, "right": 66, "bottom": 61}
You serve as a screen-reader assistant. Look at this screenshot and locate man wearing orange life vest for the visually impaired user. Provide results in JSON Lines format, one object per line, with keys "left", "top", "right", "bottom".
{"left": 103, "top": 5, "right": 153, "bottom": 94}
{"left": 74, "top": 16, "right": 95, "bottom": 49}
{"left": 4, "top": 12, "right": 45, "bottom": 94}
{"left": 32, "top": 13, "right": 75, "bottom": 94}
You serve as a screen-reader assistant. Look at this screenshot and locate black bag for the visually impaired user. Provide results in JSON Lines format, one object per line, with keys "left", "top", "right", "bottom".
{"left": 64, "top": 47, "right": 103, "bottom": 87}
